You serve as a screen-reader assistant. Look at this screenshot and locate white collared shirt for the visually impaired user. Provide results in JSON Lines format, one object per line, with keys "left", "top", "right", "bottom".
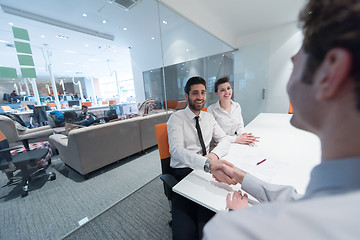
{"left": 167, "top": 106, "right": 231, "bottom": 170}
{"left": 207, "top": 100, "right": 245, "bottom": 143}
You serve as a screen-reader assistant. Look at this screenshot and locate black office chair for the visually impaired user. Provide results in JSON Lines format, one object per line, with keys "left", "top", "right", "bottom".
{"left": 0, "top": 130, "right": 56, "bottom": 197}
{"left": 32, "top": 106, "right": 49, "bottom": 127}
{"left": 104, "top": 109, "right": 118, "bottom": 120}
{"left": 63, "top": 111, "right": 81, "bottom": 124}
{"left": 154, "top": 123, "right": 178, "bottom": 226}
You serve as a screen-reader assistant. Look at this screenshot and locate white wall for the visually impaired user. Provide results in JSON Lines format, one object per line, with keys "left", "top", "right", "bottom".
{"left": 235, "top": 22, "right": 303, "bottom": 116}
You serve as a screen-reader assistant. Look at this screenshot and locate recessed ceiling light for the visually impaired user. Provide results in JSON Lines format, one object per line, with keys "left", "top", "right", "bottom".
{"left": 64, "top": 50, "right": 76, "bottom": 53}
{"left": 64, "top": 62, "right": 74, "bottom": 65}
{"left": 82, "top": 13, "right": 87, "bottom": 17}
{"left": 88, "top": 58, "right": 98, "bottom": 62}
{"left": 151, "top": 37, "right": 155, "bottom": 40}
{"left": 162, "top": 20, "right": 167, "bottom": 24}
{"left": 41, "top": 35, "right": 45, "bottom": 38}
{"left": 102, "top": 20, "right": 107, "bottom": 24}
{"left": 8, "top": 22, "right": 13, "bottom": 26}
{"left": 186, "top": 49, "right": 189, "bottom": 52}
{"left": 123, "top": 27, "right": 127, "bottom": 31}
{"left": 84, "top": 44, "right": 89, "bottom": 47}
{"left": 56, "top": 34, "right": 69, "bottom": 39}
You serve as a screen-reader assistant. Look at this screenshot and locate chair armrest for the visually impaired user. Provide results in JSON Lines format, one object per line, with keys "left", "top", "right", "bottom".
{"left": 0, "top": 146, "right": 23, "bottom": 153}
{"left": 16, "top": 136, "right": 37, "bottom": 151}
{"left": 160, "top": 173, "right": 178, "bottom": 189}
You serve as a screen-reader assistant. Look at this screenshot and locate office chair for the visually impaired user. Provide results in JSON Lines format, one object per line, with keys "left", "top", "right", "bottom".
{"left": 201, "top": 107, "right": 208, "bottom": 112}
{"left": 32, "top": 106, "right": 48, "bottom": 127}
{"left": 0, "top": 130, "right": 56, "bottom": 197}
{"left": 288, "top": 102, "right": 293, "bottom": 114}
{"left": 104, "top": 109, "right": 118, "bottom": 120}
{"left": 154, "top": 123, "right": 178, "bottom": 225}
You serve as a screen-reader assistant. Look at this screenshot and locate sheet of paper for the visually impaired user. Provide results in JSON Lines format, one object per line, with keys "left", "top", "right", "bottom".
{"left": 223, "top": 145, "right": 287, "bottom": 182}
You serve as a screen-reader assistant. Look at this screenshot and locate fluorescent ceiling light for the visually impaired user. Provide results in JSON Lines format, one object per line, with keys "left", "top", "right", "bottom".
{"left": 1, "top": 5, "right": 114, "bottom": 41}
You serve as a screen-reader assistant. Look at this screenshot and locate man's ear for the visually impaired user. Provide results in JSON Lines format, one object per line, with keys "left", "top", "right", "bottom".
{"left": 316, "top": 48, "right": 352, "bottom": 100}
{"left": 185, "top": 93, "right": 189, "bottom": 101}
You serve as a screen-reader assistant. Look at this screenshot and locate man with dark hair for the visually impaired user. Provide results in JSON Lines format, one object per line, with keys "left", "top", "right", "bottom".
{"left": 167, "top": 76, "right": 234, "bottom": 239}
{"left": 78, "top": 105, "right": 98, "bottom": 126}
{"left": 203, "top": 0, "right": 360, "bottom": 239}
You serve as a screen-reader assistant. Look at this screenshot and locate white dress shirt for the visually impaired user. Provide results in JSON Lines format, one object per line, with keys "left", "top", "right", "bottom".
{"left": 167, "top": 106, "right": 231, "bottom": 170}
{"left": 203, "top": 157, "right": 360, "bottom": 240}
{"left": 207, "top": 100, "right": 244, "bottom": 143}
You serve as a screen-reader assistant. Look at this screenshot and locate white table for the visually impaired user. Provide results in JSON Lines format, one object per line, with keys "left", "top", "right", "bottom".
{"left": 173, "top": 113, "right": 321, "bottom": 212}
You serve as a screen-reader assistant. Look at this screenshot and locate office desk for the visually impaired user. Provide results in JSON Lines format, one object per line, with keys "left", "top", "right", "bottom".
{"left": 173, "top": 113, "right": 321, "bottom": 212}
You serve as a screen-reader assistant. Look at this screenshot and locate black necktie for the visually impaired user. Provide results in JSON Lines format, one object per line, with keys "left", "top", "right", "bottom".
{"left": 195, "top": 116, "right": 206, "bottom": 156}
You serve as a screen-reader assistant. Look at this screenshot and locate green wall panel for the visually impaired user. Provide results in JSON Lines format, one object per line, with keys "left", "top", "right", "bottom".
{"left": 12, "top": 27, "right": 30, "bottom": 41}
{"left": 20, "top": 67, "right": 37, "bottom": 78}
{"left": 17, "top": 54, "right": 35, "bottom": 66}
{"left": 0, "top": 67, "right": 17, "bottom": 78}
{"left": 14, "top": 41, "right": 32, "bottom": 54}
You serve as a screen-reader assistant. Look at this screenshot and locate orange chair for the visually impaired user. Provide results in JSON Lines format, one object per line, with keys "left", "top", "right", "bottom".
{"left": 166, "top": 100, "right": 187, "bottom": 110}
{"left": 288, "top": 102, "right": 293, "bottom": 114}
{"left": 1, "top": 106, "right": 12, "bottom": 112}
{"left": 46, "top": 103, "right": 56, "bottom": 108}
{"left": 108, "top": 100, "right": 117, "bottom": 105}
{"left": 154, "top": 123, "right": 178, "bottom": 203}
{"left": 81, "top": 102, "right": 92, "bottom": 107}
{"left": 61, "top": 103, "right": 69, "bottom": 109}
{"left": 102, "top": 100, "right": 109, "bottom": 105}
{"left": 201, "top": 107, "right": 208, "bottom": 112}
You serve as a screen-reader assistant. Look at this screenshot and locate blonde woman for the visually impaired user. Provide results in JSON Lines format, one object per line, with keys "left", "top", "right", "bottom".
{"left": 207, "top": 77, "right": 259, "bottom": 145}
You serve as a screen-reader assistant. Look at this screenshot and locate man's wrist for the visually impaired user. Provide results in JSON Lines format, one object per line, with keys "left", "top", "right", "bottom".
{"left": 204, "top": 158, "right": 211, "bottom": 173}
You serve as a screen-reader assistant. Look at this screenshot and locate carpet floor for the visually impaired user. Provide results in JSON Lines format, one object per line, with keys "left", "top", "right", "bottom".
{"left": 62, "top": 176, "right": 172, "bottom": 240}
{"left": 0, "top": 146, "right": 163, "bottom": 240}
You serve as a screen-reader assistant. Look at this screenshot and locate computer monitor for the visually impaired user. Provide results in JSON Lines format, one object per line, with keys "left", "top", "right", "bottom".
{"left": 68, "top": 100, "right": 80, "bottom": 107}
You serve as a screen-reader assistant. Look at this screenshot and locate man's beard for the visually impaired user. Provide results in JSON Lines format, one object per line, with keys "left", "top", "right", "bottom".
{"left": 188, "top": 99, "right": 204, "bottom": 111}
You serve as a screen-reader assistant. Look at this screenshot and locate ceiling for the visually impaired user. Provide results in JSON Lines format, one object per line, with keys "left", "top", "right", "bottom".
{"left": 0, "top": 0, "right": 307, "bottom": 83}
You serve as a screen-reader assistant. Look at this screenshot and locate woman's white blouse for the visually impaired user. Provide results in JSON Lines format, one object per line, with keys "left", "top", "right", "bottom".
{"left": 207, "top": 100, "right": 245, "bottom": 143}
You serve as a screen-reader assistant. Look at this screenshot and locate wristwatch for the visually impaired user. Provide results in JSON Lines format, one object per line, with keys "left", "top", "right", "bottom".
{"left": 204, "top": 158, "right": 211, "bottom": 173}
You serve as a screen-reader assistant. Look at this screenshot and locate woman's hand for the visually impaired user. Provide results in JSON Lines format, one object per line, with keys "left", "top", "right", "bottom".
{"left": 235, "top": 133, "right": 260, "bottom": 146}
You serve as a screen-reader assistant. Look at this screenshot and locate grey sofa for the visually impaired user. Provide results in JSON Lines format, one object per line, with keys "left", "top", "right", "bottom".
{"left": 49, "top": 111, "right": 170, "bottom": 178}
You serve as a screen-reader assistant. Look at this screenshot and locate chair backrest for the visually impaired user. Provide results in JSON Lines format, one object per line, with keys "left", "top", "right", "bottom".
{"left": 46, "top": 103, "right": 56, "bottom": 108}
{"left": 61, "top": 102, "right": 69, "bottom": 109}
{"left": 1, "top": 106, "right": 12, "bottom": 112}
{"left": 0, "top": 130, "right": 11, "bottom": 170}
{"left": 288, "top": 102, "right": 293, "bottom": 114}
{"left": 109, "top": 99, "right": 117, "bottom": 105}
{"left": 104, "top": 109, "right": 118, "bottom": 120}
{"left": 201, "top": 107, "right": 208, "bottom": 112}
{"left": 81, "top": 102, "right": 92, "bottom": 107}
{"left": 154, "top": 123, "right": 171, "bottom": 174}
{"left": 102, "top": 100, "right": 109, "bottom": 105}
{"left": 33, "top": 106, "right": 48, "bottom": 123}
{"left": 63, "top": 111, "right": 79, "bottom": 123}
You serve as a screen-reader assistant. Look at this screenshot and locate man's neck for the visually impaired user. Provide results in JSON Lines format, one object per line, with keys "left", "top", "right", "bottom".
{"left": 189, "top": 107, "right": 201, "bottom": 116}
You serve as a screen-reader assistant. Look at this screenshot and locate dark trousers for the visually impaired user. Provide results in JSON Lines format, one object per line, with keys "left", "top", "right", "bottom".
{"left": 171, "top": 168, "right": 215, "bottom": 240}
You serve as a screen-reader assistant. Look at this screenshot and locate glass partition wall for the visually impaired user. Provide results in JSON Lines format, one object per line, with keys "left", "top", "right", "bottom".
{"left": 0, "top": 0, "right": 235, "bottom": 119}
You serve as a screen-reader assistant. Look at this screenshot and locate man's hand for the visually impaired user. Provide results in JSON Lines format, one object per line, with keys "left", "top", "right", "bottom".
{"left": 209, "top": 159, "right": 237, "bottom": 185}
{"left": 212, "top": 164, "right": 247, "bottom": 185}
{"left": 226, "top": 190, "right": 249, "bottom": 210}
{"left": 235, "top": 133, "right": 260, "bottom": 146}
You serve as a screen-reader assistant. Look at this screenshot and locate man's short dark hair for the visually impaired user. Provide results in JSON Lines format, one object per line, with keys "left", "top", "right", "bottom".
{"left": 214, "top": 77, "right": 230, "bottom": 92}
{"left": 82, "top": 105, "right": 88, "bottom": 109}
{"left": 299, "top": 0, "right": 360, "bottom": 109}
{"left": 184, "top": 76, "right": 207, "bottom": 95}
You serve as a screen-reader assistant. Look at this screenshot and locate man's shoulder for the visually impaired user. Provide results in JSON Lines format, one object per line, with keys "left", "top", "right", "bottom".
{"left": 167, "top": 109, "right": 186, "bottom": 123}
{"left": 205, "top": 192, "right": 360, "bottom": 239}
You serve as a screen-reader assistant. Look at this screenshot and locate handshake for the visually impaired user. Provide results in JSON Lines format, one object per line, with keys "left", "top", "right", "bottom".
{"left": 206, "top": 154, "right": 249, "bottom": 210}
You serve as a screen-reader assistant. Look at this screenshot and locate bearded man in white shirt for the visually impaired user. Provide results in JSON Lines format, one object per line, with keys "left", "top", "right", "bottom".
{"left": 167, "top": 76, "right": 234, "bottom": 240}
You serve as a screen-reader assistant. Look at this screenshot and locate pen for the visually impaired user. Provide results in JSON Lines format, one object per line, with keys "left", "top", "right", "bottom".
{"left": 256, "top": 159, "right": 266, "bottom": 165}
